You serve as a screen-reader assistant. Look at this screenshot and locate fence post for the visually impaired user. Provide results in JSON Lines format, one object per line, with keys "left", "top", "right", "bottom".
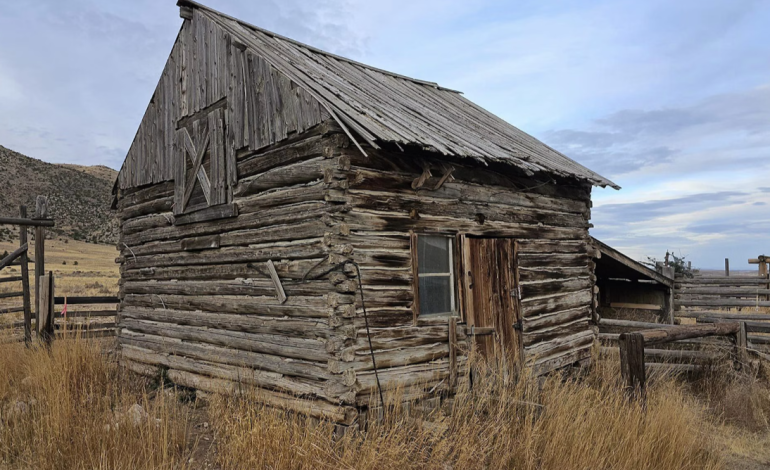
{"left": 619, "top": 332, "right": 646, "bottom": 398}
{"left": 34, "top": 196, "right": 48, "bottom": 330}
{"left": 38, "top": 271, "right": 54, "bottom": 345}
{"left": 735, "top": 322, "right": 748, "bottom": 369}
{"left": 19, "top": 205, "right": 32, "bottom": 346}
{"left": 725, "top": 258, "right": 729, "bottom": 277}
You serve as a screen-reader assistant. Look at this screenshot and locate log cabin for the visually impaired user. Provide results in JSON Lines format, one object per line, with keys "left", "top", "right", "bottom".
{"left": 113, "top": 0, "right": 619, "bottom": 426}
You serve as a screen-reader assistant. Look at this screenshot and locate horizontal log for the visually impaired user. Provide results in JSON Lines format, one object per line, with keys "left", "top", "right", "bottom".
{"left": 517, "top": 253, "right": 592, "bottom": 268}
{"left": 677, "top": 299, "right": 770, "bottom": 308}
{"left": 609, "top": 302, "right": 662, "bottom": 311}
{"left": 522, "top": 306, "right": 590, "bottom": 333}
{"left": 748, "top": 334, "right": 770, "bottom": 345}
{"left": 0, "top": 217, "right": 54, "bottom": 227}
{"left": 174, "top": 203, "right": 238, "bottom": 226}
{"left": 520, "top": 277, "right": 591, "bottom": 298}
{"left": 330, "top": 342, "right": 449, "bottom": 373}
{"left": 116, "top": 181, "right": 174, "bottom": 210}
{"left": 119, "top": 196, "right": 174, "bottom": 220}
{"left": 119, "top": 330, "right": 333, "bottom": 381}
{"left": 121, "top": 201, "right": 334, "bottom": 246}
{"left": 122, "top": 294, "right": 333, "bottom": 318}
{"left": 344, "top": 164, "right": 590, "bottom": 214}
{"left": 236, "top": 183, "right": 327, "bottom": 214}
{"left": 676, "top": 287, "right": 770, "bottom": 295}
{"left": 645, "top": 363, "right": 704, "bottom": 374}
{"left": 521, "top": 288, "right": 592, "bottom": 317}
{"left": 55, "top": 310, "right": 116, "bottom": 318}
{"left": 0, "top": 276, "right": 23, "bottom": 283}
{"left": 121, "top": 345, "right": 354, "bottom": 406}
{"left": 123, "top": 239, "right": 328, "bottom": 270}
{"left": 531, "top": 344, "right": 592, "bottom": 376}
{"left": 676, "top": 278, "right": 769, "bottom": 286}
{"left": 234, "top": 156, "right": 347, "bottom": 198}
{"left": 516, "top": 239, "right": 591, "bottom": 254}
{"left": 54, "top": 296, "right": 118, "bottom": 305}
{"left": 343, "top": 190, "right": 588, "bottom": 229}
{"left": 123, "top": 279, "right": 351, "bottom": 297}
{"left": 121, "top": 258, "right": 338, "bottom": 282}
{"left": 675, "top": 311, "right": 770, "bottom": 321}
{"left": 0, "top": 291, "right": 24, "bottom": 299}
{"left": 690, "top": 317, "right": 770, "bottom": 334}
{"left": 56, "top": 329, "right": 116, "bottom": 339}
{"left": 599, "top": 333, "right": 732, "bottom": 347}
{"left": 236, "top": 134, "right": 339, "bottom": 178}
{"left": 625, "top": 323, "right": 739, "bottom": 346}
{"left": 518, "top": 266, "right": 592, "bottom": 283}
{"left": 600, "top": 346, "right": 722, "bottom": 362}
{"left": 524, "top": 329, "right": 595, "bottom": 360}
{"left": 122, "top": 212, "right": 174, "bottom": 235}
{"left": 599, "top": 318, "right": 668, "bottom": 330}
{"left": 163, "top": 368, "right": 356, "bottom": 424}
{"left": 523, "top": 318, "right": 590, "bottom": 347}
{"left": 0, "top": 306, "right": 24, "bottom": 314}
{"left": 121, "top": 318, "right": 333, "bottom": 362}
{"left": 336, "top": 209, "right": 585, "bottom": 240}
{"left": 120, "top": 307, "right": 345, "bottom": 338}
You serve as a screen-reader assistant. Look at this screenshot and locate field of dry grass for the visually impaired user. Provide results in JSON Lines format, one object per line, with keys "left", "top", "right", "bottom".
{"left": 1, "top": 334, "right": 770, "bottom": 469}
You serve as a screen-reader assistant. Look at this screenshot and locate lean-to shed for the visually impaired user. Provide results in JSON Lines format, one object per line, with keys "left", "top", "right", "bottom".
{"left": 114, "top": 0, "right": 618, "bottom": 425}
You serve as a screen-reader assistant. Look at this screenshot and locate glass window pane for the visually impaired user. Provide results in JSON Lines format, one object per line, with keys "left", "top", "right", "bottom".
{"left": 419, "top": 276, "right": 452, "bottom": 315}
{"left": 418, "top": 236, "right": 450, "bottom": 274}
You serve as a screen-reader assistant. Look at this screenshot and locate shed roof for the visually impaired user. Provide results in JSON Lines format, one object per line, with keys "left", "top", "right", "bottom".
{"left": 592, "top": 237, "right": 673, "bottom": 287}
{"left": 177, "top": 0, "right": 618, "bottom": 189}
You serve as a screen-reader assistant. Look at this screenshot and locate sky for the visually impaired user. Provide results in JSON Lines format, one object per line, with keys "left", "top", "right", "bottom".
{"left": 0, "top": 0, "right": 768, "bottom": 269}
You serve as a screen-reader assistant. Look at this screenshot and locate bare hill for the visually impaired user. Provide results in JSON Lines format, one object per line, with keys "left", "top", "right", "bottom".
{"left": 0, "top": 145, "right": 118, "bottom": 244}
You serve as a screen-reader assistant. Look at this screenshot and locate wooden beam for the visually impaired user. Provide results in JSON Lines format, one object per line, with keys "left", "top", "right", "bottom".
{"left": 626, "top": 322, "right": 739, "bottom": 346}
{"left": 266, "top": 260, "right": 287, "bottom": 304}
{"left": 448, "top": 317, "right": 457, "bottom": 391}
{"left": 725, "top": 258, "right": 730, "bottom": 277}
{"left": 34, "top": 196, "right": 47, "bottom": 330}
{"left": 53, "top": 296, "right": 118, "bottom": 305}
{"left": 0, "top": 244, "right": 28, "bottom": 270}
{"left": 0, "top": 276, "right": 24, "bottom": 283}
{"left": 174, "top": 203, "right": 238, "bottom": 226}
{"left": 38, "top": 271, "right": 54, "bottom": 345}
{"left": 0, "top": 217, "right": 54, "bottom": 227}
{"left": 609, "top": 302, "right": 661, "bottom": 311}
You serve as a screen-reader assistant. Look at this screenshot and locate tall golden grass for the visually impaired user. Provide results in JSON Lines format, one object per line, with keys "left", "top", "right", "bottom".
{"left": 4, "top": 334, "right": 770, "bottom": 469}
{"left": 210, "top": 353, "right": 722, "bottom": 470}
{"left": 0, "top": 336, "right": 192, "bottom": 469}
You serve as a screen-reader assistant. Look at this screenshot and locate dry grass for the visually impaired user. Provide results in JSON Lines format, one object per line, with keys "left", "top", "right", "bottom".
{"left": 210, "top": 354, "right": 722, "bottom": 470}
{"left": 0, "top": 336, "right": 193, "bottom": 470}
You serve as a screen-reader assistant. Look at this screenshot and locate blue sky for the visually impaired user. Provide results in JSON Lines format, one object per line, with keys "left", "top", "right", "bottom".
{"left": 0, "top": 0, "right": 768, "bottom": 268}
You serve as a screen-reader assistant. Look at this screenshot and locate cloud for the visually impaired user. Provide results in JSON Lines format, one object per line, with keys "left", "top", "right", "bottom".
{"left": 544, "top": 86, "right": 770, "bottom": 178}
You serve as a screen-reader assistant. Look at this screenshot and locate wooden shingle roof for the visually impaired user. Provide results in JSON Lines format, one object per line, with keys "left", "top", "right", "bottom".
{"left": 179, "top": 0, "right": 618, "bottom": 189}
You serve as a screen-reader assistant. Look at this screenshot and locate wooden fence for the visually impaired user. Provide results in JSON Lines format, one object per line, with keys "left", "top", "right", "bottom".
{"left": 0, "top": 197, "right": 118, "bottom": 344}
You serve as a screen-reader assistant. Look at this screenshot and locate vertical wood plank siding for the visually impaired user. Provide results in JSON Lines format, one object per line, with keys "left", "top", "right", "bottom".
{"left": 118, "top": 10, "right": 329, "bottom": 191}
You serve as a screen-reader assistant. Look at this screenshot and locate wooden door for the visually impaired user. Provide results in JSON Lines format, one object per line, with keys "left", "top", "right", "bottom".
{"left": 463, "top": 237, "right": 522, "bottom": 362}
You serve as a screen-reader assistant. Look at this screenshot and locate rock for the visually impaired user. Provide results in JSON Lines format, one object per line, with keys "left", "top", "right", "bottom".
{"left": 127, "top": 404, "right": 148, "bottom": 426}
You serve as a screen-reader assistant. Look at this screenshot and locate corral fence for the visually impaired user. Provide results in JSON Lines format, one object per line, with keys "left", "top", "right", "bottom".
{"left": 0, "top": 196, "right": 118, "bottom": 345}
{"left": 599, "top": 255, "right": 770, "bottom": 394}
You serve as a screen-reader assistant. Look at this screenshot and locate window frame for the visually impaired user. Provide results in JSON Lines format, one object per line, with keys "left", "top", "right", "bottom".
{"left": 412, "top": 232, "right": 459, "bottom": 320}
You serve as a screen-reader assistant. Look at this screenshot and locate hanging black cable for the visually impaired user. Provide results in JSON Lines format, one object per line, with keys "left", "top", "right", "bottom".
{"left": 351, "top": 261, "right": 385, "bottom": 412}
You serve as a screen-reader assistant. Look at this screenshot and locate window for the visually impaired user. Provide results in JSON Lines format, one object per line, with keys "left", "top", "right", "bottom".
{"left": 417, "top": 235, "right": 456, "bottom": 315}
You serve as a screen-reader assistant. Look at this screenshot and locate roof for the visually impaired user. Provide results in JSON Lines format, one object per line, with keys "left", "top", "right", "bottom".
{"left": 592, "top": 237, "right": 673, "bottom": 287}
{"left": 177, "top": 0, "right": 619, "bottom": 189}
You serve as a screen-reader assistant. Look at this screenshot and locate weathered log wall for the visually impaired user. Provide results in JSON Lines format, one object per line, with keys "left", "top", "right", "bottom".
{"left": 118, "top": 122, "right": 364, "bottom": 423}
{"left": 319, "top": 145, "right": 597, "bottom": 404}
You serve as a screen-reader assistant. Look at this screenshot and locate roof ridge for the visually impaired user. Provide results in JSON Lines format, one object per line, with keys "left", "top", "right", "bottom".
{"left": 176, "top": 0, "right": 462, "bottom": 93}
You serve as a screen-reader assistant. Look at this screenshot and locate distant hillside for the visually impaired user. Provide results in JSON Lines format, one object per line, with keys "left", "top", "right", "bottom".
{"left": 0, "top": 145, "right": 118, "bottom": 245}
